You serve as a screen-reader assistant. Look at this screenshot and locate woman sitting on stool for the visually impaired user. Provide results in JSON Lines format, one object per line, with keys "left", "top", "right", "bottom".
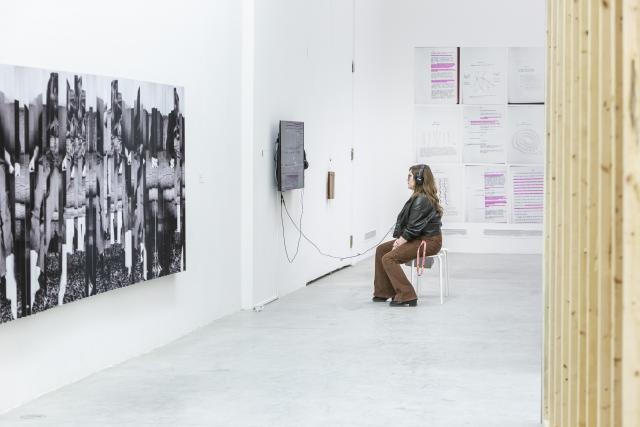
{"left": 373, "top": 164, "right": 443, "bottom": 307}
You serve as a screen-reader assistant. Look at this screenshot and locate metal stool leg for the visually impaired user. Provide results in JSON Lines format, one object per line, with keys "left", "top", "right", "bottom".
{"left": 443, "top": 249, "right": 450, "bottom": 297}
{"left": 410, "top": 260, "right": 415, "bottom": 290}
{"left": 438, "top": 255, "right": 444, "bottom": 304}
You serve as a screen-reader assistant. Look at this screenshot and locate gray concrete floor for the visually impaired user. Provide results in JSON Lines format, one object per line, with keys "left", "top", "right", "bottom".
{"left": 1, "top": 254, "right": 542, "bottom": 427}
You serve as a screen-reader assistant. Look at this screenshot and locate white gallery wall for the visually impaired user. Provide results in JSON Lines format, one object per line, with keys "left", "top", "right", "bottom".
{"left": 247, "top": 0, "right": 355, "bottom": 307}
{"left": 246, "top": 0, "right": 546, "bottom": 308}
{"left": 0, "top": 0, "right": 243, "bottom": 414}
{"left": 352, "top": 0, "right": 546, "bottom": 255}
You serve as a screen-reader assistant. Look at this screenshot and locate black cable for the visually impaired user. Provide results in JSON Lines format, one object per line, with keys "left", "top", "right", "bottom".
{"left": 280, "top": 190, "right": 394, "bottom": 261}
{"left": 280, "top": 190, "right": 304, "bottom": 263}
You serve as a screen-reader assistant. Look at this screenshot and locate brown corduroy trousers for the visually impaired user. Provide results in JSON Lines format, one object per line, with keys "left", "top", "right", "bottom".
{"left": 373, "top": 234, "right": 442, "bottom": 303}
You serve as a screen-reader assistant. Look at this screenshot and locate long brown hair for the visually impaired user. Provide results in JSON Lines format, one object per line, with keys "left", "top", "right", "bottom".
{"left": 409, "top": 164, "right": 444, "bottom": 217}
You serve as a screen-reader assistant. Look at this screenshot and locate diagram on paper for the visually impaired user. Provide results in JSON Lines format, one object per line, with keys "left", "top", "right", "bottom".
{"left": 414, "top": 106, "right": 461, "bottom": 163}
{"left": 468, "top": 71, "right": 496, "bottom": 95}
{"left": 512, "top": 128, "right": 541, "bottom": 154}
{"left": 461, "top": 47, "right": 508, "bottom": 104}
{"left": 507, "top": 105, "right": 545, "bottom": 163}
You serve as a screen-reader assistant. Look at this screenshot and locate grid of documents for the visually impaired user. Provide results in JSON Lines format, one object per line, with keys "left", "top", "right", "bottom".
{"left": 414, "top": 47, "right": 545, "bottom": 224}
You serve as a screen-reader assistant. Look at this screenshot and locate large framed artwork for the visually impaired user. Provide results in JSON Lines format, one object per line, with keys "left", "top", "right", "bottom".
{"left": 0, "top": 65, "right": 186, "bottom": 323}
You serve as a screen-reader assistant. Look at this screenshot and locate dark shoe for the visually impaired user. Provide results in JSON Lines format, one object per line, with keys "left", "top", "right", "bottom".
{"left": 372, "top": 296, "right": 390, "bottom": 302}
{"left": 389, "top": 299, "right": 417, "bottom": 307}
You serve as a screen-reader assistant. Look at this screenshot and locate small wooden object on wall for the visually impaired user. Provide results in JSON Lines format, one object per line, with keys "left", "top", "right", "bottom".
{"left": 327, "top": 171, "right": 335, "bottom": 199}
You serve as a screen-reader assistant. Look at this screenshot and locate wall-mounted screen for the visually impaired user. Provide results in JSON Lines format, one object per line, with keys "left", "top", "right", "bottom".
{"left": 277, "top": 120, "right": 304, "bottom": 192}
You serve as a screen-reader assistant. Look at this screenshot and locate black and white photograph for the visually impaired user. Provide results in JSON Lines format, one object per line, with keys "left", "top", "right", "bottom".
{"left": 0, "top": 64, "right": 185, "bottom": 323}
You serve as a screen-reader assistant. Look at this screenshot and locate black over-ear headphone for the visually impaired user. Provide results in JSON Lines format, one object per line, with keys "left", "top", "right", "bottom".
{"left": 415, "top": 164, "right": 426, "bottom": 185}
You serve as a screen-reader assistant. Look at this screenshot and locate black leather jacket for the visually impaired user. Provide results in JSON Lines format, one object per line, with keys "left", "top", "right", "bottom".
{"left": 392, "top": 194, "right": 442, "bottom": 240}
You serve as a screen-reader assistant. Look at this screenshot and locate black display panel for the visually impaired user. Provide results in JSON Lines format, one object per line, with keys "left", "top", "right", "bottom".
{"left": 277, "top": 120, "right": 304, "bottom": 192}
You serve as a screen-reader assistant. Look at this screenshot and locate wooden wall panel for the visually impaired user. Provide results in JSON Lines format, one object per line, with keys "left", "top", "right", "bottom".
{"left": 612, "top": 2, "right": 624, "bottom": 426}
{"left": 543, "top": 0, "right": 555, "bottom": 417}
{"left": 577, "top": 1, "right": 589, "bottom": 425}
{"left": 586, "top": 1, "right": 601, "bottom": 425}
{"left": 563, "top": 0, "right": 571, "bottom": 424}
{"left": 568, "top": 0, "right": 580, "bottom": 424}
{"left": 622, "top": 0, "right": 640, "bottom": 425}
{"left": 597, "top": 0, "right": 613, "bottom": 423}
{"left": 544, "top": 0, "right": 640, "bottom": 425}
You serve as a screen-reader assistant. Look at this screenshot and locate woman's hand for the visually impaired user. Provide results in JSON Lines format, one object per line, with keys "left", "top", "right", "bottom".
{"left": 393, "top": 236, "right": 407, "bottom": 250}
